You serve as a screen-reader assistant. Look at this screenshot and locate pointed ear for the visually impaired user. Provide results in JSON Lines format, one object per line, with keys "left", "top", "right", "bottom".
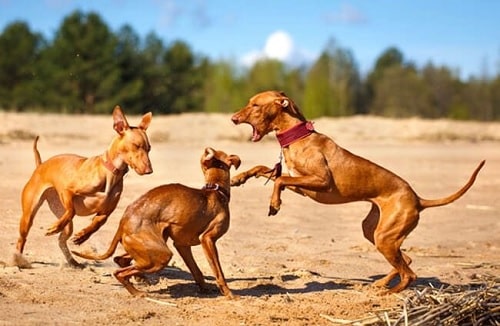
{"left": 138, "top": 112, "right": 152, "bottom": 130}
{"left": 203, "top": 147, "right": 215, "bottom": 161}
{"left": 112, "top": 106, "right": 130, "bottom": 135}
{"left": 226, "top": 155, "right": 241, "bottom": 170}
{"left": 275, "top": 94, "right": 302, "bottom": 117}
{"left": 274, "top": 98, "right": 290, "bottom": 109}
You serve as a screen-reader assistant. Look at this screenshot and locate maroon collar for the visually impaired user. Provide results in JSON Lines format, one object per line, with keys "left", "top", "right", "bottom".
{"left": 276, "top": 121, "right": 315, "bottom": 147}
{"left": 102, "top": 151, "right": 127, "bottom": 175}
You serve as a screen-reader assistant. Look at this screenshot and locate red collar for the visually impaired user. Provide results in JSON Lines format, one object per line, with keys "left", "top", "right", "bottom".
{"left": 276, "top": 121, "right": 315, "bottom": 147}
{"left": 102, "top": 151, "right": 127, "bottom": 175}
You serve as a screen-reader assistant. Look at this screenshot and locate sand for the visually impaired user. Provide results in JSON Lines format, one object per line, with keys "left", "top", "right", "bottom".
{"left": 0, "top": 112, "right": 498, "bottom": 325}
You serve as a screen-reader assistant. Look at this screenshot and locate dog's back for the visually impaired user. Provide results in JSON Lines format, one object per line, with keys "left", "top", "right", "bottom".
{"left": 123, "top": 183, "right": 228, "bottom": 246}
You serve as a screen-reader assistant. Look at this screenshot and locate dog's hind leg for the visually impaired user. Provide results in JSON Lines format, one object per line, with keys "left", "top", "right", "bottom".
{"left": 119, "top": 232, "right": 173, "bottom": 296}
{"left": 13, "top": 182, "right": 51, "bottom": 268}
{"left": 361, "top": 203, "right": 380, "bottom": 245}
{"left": 114, "top": 265, "right": 148, "bottom": 297}
{"left": 372, "top": 202, "right": 419, "bottom": 293}
{"left": 114, "top": 253, "right": 133, "bottom": 267}
{"left": 362, "top": 203, "right": 412, "bottom": 287}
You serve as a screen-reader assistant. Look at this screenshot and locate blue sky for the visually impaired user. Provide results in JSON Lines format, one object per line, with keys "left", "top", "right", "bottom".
{"left": 1, "top": 0, "right": 499, "bottom": 79}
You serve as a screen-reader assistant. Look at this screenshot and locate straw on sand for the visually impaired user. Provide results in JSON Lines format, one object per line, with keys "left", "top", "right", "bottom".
{"left": 320, "top": 274, "right": 499, "bottom": 325}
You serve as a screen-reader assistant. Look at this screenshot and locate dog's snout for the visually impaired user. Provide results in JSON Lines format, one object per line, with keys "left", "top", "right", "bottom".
{"left": 144, "top": 162, "right": 153, "bottom": 175}
{"left": 136, "top": 162, "right": 153, "bottom": 175}
{"left": 231, "top": 114, "right": 240, "bottom": 125}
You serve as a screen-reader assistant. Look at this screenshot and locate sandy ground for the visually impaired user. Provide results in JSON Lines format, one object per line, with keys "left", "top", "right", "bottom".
{"left": 0, "top": 112, "right": 499, "bottom": 325}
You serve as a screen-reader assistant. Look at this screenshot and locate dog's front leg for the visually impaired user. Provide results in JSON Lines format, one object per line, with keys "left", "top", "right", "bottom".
{"left": 72, "top": 213, "right": 109, "bottom": 245}
{"left": 200, "top": 235, "right": 235, "bottom": 299}
{"left": 103, "top": 173, "right": 118, "bottom": 196}
{"left": 269, "top": 175, "right": 331, "bottom": 216}
{"left": 46, "top": 191, "right": 76, "bottom": 236}
{"left": 174, "top": 244, "right": 208, "bottom": 292}
{"left": 88, "top": 174, "right": 116, "bottom": 199}
{"left": 230, "top": 165, "right": 273, "bottom": 186}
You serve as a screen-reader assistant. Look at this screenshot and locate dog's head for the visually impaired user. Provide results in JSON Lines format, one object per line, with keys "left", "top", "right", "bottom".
{"left": 231, "top": 91, "right": 304, "bottom": 142}
{"left": 201, "top": 147, "right": 241, "bottom": 174}
{"left": 112, "top": 106, "right": 153, "bottom": 175}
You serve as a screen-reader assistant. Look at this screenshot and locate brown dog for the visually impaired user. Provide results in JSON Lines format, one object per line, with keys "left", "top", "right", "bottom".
{"left": 230, "top": 90, "right": 485, "bottom": 293}
{"left": 13, "top": 106, "right": 153, "bottom": 268}
{"left": 73, "top": 147, "right": 240, "bottom": 298}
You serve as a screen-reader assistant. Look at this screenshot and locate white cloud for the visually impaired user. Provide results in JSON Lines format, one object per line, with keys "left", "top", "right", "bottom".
{"left": 263, "top": 30, "right": 294, "bottom": 61}
{"left": 241, "top": 30, "right": 313, "bottom": 67}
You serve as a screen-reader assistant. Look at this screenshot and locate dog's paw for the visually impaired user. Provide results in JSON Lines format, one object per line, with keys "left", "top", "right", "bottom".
{"left": 225, "top": 292, "right": 239, "bottom": 300}
{"left": 230, "top": 175, "right": 246, "bottom": 187}
{"left": 268, "top": 206, "right": 280, "bottom": 216}
{"left": 45, "top": 224, "right": 62, "bottom": 236}
{"left": 72, "top": 232, "right": 90, "bottom": 245}
{"left": 10, "top": 252, "right": 32, "bottom": 269}
{"left": 63, "top": 257, "right": 86, "bottom": 269}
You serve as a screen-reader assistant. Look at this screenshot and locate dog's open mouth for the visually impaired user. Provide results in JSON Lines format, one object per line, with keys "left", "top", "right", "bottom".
{"left": 251, "top": 125, "right": 262, "bottom": 142}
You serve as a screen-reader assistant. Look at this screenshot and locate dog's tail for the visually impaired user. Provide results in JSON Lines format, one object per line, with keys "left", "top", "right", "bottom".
{"left": 419, "top": 160, "right": 485, "bottom": 210}
{"left": 71, "top": 223, "right": 123, "bottom": 261}
{"left": 33, "top": 135, "right": 42, "bottom": 167}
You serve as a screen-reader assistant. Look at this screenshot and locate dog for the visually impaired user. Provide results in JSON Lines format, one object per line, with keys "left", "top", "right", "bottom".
{"left": 13, "top": 106, "right": 153, "bottom": 268}
{"left": 230, "top": 90, "right": 485, "bottom": 293}
{"left": 73, "top": 147, "right": 240, "bottom": 298}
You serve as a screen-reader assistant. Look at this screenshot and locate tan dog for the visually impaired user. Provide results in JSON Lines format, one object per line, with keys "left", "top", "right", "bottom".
{"left": 73, "top": 148, "right": 240, "bottom": 298}
{"left": 230, "top": 90, "right": 485, "bottom": 293}
{"left": 13, "top": 106, "right": 153, "bottom": 268}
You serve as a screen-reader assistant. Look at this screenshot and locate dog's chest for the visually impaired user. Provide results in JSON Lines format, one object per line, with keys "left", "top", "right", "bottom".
{"left": 283, "top": 155, "right": 302, "bottom": 177}
{"left": 72, "top": 175, "right": 123, "bottom": 214}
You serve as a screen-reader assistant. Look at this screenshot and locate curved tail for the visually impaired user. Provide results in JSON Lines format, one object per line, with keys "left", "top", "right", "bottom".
{"left": 71, "top": 224, "right": 122, "bottom": 261}
{"left": 33, "top": 135, "right": 42, "bottom": 166}
{"left": 419, "top": 160, "right": 485, "bottom": 210}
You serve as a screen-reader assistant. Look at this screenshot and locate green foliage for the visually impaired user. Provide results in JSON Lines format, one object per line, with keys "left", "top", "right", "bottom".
{"left": 0, "top": 21, "right": 45, "bottom": 110}
{"left": 303, "top": 39, "right": 360, "bottom": 118}
{"left": 371, "top": 65, "right": 430, "bottom": 117}
{"left": 0, "top": 11, "right": 498, "bottom": 121}
{"left": 161, "top": 40, "right": 204, "bottom": 114}
{"left": 39, "top": 11, "right": 120, "bottom": 113}
{"left": 203, "top": 60, "right": 245, "bottom": 113}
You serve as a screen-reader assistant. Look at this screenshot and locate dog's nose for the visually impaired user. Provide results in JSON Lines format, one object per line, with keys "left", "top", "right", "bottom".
{"left": 138, "top": 163, "right": 153, "bottom": 175}
{"left": 231, "top": 114, "right": 240, "bottom": 125}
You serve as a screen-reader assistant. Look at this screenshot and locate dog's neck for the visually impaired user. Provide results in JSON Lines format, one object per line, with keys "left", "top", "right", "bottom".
{"left": 203, "top": 182, "right": 230, "bottom": 201}
{"left": 202, "top": 167, "right": 231, "bottom": 201}
{"left": 101, "top": 151, "right": 128, "bottom": 175}
{"left": 276, "top": 120, "right": 315, "bottom": 148}
{"left": 102, "top": 138, "right": 129, "bottom": 174}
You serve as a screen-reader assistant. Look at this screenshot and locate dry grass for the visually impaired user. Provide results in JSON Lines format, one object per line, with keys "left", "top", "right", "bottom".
{"left": 321, "top": 274, "right": 500, "bottom": 325}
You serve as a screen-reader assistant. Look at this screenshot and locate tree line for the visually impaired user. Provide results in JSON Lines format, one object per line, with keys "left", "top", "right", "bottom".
{"left": 1, "top": 10, "right": 499, "bottom": 120}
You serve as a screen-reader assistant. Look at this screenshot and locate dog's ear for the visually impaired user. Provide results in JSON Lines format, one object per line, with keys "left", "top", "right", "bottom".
{"left": 138, "top": 112, "right": 152, "bottom": 130}
{"left": 274, "top": 97, "right": 290, "bottom": 109}
{"left": 275, "top": 94, "right": 302, "bottom": 117}
{"left": 226, "top": 155, "right": 241, "bottom": 170}
{"left": 113, "top": 105, "right": 130, "bottom": 135}
{"left": 203, "top": 147, "right": 215, "bottom": 161}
